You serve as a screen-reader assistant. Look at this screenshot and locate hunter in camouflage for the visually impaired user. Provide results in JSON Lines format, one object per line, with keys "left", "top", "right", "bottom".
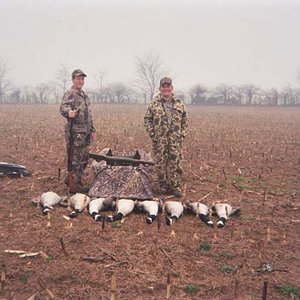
{"left": 60, "top": 69, "right": 96, "bottom": 191}
{"left": 144, "top": 77, "right": 188, "bottom": 197}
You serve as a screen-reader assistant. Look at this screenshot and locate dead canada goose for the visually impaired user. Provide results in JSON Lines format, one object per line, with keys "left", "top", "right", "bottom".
{"left": 185, "top": 201, "right": 214, "bottom": 227}
{"left": 89, "top": 197, "right": 114, "bottom": 221}
{"left": 164, "top": 201, "right": 184, "bottom": 225}
{"left": 213, "top": 203, "right": 241, "bottom": 228}
{"left": 31, "top": 191, "right": 63, "bottom": 215}
{"left": 107, "top": 199, "right": 135, "bottom": 222}
{"left": 69, "top": 193, "right": 91, "bottom": 218}
{"left": 135, "top": 200, "right": 160, "bottom": 224}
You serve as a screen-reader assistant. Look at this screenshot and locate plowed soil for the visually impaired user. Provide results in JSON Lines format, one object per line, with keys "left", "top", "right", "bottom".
{"left": 0, "top": 104, "right": 299, "bottom": 300}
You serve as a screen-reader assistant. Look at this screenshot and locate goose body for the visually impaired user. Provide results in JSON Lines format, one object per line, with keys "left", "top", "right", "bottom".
{"left": 69, "top": 193, "right": 91, "bottom": 218}
{"left": 213, "top": 203, "right": 240, "bottom": 227}
{"left": 40, "top": 191, "right": 62, "bottom": 215}
{"left": 135, "top": 200, "right": 159, "bottom": 224}
{"left": 185, "top": 202, "right": 214, "bottom": 227}
{"left": 165, "top": 201, "right": 184, "bottom": 225}
{"left": 107, "top": 199, "right": 135, "bottom": 222}
{"left": 89, "top": 197, "right": 113, "bottom": 221}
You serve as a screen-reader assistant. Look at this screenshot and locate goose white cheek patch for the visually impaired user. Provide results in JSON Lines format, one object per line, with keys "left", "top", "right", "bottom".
{"left": 42, "top": 207, "right": 51, "bottom": 215}
{"left": 165, "top": 216, "right": 178, "bottom": 226}
{"left": 70, "top": 209, "right": 80, "bottom": 218}
{"left": 146, "top": 215, "right": 156, "bottom": 224}
{"left": 90, "top": 212, "right": 103, "bottom": 221}
{"left": 217, "top": 217, "right": 227, "bottom": 228}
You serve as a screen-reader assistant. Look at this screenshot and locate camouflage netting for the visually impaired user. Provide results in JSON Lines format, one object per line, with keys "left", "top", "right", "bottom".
{"left": 88, "top": 148, "right": 154, "bottom": 200}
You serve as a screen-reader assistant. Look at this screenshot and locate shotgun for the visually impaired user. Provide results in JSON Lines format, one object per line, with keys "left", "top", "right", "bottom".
{"left": 89, "top": 153, "right": 155, "bottom": 167}
{"left": 67, "top": 106, "right": 77, "bottom": 193}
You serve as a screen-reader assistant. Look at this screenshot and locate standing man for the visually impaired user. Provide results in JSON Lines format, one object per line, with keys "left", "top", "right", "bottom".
{"left": 144, "top": 77, "right": 188, "bottom": 197}
{"left": 60, "top": 69, "right": 96, "bottom": 192}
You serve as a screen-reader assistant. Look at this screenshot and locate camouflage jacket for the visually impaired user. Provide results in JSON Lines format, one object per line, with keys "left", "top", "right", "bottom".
{"left": 60, "top": 87, "right": 96, "bottom": 135}
{"left": 144, "top": 94, "right": 188, "bottom": 140}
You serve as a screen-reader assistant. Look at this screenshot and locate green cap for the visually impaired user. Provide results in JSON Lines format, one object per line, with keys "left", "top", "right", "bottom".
{"left": 72, "top": 69, "right": 87, "bottom": 79}
{"left": 160, "top": 77, "right": 172, "bottom": 86}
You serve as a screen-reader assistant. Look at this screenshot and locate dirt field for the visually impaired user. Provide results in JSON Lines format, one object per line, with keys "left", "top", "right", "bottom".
{"left": 0, "top": 104, "right": 299, "bottom": 300}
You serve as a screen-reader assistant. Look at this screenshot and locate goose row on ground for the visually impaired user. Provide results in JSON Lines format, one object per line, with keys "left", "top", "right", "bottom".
{"left": 32, "top": 192, "right": 240, "bottom": 227}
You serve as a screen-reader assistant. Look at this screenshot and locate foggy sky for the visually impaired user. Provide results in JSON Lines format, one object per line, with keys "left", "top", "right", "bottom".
{"left": 0, "top": 0, "right": 300, "bottom": 91}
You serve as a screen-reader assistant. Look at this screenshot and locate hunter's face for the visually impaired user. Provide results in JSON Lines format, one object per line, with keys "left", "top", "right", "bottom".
{"left": 72, "top": 76, "right": 85, "bottom": 90}
{"left": 160, "top": 83, "right": 173, "bottom": 99}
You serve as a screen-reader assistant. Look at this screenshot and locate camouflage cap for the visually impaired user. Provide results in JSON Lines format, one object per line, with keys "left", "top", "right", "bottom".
{"left": 72, "top": 69, "right": 87, "bottom": 79}
{"left": 160, "top": 77, "right": 172, "bottom": 86}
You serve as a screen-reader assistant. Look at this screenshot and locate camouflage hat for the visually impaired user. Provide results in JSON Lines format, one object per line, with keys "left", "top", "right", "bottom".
{"left": 72, "top": 69, "right": 87, "bottom": 79}
{"left": 160, "top": 77, "right": 172, "bottom": 86}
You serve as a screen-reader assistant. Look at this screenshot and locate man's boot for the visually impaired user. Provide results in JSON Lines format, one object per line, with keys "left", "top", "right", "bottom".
{"left": 64, "top": 174, "right": 69, "bottom": 186}
{"left": 77, "top": 181, "right": 89, "bottom": 193}
{"left": 65, "top": 172, "right": 77, "bottom": 193}
{"left": 170, "top": 187, "right": 182, "bottom": 198}
{"left": 157, "top": 182, "right": 169, "bottom": 195}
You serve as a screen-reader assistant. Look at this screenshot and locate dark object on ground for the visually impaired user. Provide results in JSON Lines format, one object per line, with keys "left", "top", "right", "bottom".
{"left": 0, "top": 162, "right": 31, "bottom": 178}
{"left": 255, "top": 263, "right": 288, "bottom": 274}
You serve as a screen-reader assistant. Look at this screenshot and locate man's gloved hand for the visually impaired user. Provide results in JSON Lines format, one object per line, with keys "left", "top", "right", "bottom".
{"left": 68, "top": 109, "right": 77, "bottom": 118}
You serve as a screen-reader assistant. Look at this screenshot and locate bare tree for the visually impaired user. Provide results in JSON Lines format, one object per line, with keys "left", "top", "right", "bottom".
{"left": 102, "top": 85, "right": 114, "bottom": 103}
{"left": 20, "top": 85, "right": 32, "bottom": 103}
{"left": 242, "top": 84, "right": 260, "bottom": 105}
{"left": 135, "top": 51, "right": 165, "bottom": 103}
{"left": 8, "top": 88, "right": 21, "bottom": 103}
{"left": 34, "top": 83, "right": 53, "bottom": 104}
{"left": 190, "top": 84, "right": 207, "bottom": 104}
{"left": 49, "top": 82, "right": 61, "bottom": 104}
{"left": 214, "top": 84, "right": 234, "bottom": 104}
{"left": 56, "top": 64, "right": 70, "bottom": 97}
{"left": 264, "top": 88, "right": 279, "bottom": 105}
{"left": 110, "top": 82, "right": 130, "bottom": 103}
{"left": 280, "top": 86, "right": 299, "bottom": 105}
{"left": 124, "top": 87, "right": 134, "bottom": 103}
{"left": 175, "top": 89, "right": 187, "bottom": 102}
{"left": 296, "top": 68, "right": 300, "bottom": 87}
{"left": 0, "top": 59, "right": 11, "bottom": 103}
{"left": 94, "top": 69, "right": 107, "bottom": 103}
{"left": 232, "top": 85, "right": 244, "bottom": 105}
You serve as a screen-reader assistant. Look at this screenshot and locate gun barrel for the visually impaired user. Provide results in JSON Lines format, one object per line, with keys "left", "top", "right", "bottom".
{"left": 89, "top": 153, "right": 155, "bottom": 166}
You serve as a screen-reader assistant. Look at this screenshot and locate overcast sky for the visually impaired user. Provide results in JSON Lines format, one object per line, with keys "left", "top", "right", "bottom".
{"left": 0, "top": 0, "right": 300, "bottom": 91}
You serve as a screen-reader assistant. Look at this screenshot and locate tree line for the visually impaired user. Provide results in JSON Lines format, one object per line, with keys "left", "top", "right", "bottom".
{"left": 1, "top": 53, "right": 300, "bottom": 106}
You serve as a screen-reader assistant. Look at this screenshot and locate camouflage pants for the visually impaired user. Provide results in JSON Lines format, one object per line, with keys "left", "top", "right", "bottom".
{"left": 67, "top": 144, "right": 89, "bottom": 183}
{"left": 65, "top": 129, "right": 90, "bottom": 184}
{"left": 152, "top": 136, "right": 183, "bottom": 190}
